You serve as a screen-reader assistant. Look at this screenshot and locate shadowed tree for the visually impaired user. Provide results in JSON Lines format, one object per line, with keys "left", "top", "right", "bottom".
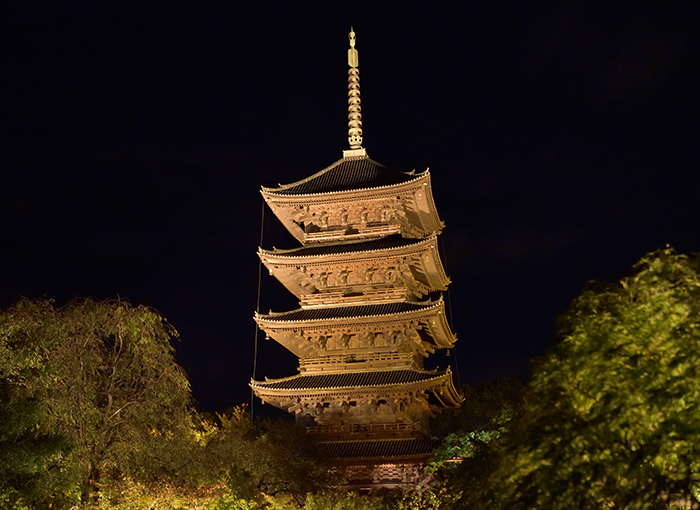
{"left": 204, "top": 406, "right": 337, "bottom": 509}
{"left": 428, "top": 378, "right": 525, "bottom": 509}
{"left": 0, "top": 380, "right": 74, "bottom": 509}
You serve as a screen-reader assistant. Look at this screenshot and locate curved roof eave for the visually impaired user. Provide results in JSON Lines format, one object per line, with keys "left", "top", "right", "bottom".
{"left": 255, "top": 298, "right": 444, "bottom": 324}
{"left": 249, "top": 368, "right": 450, "bottom": 393}
{"left": 258, "top": 234, "right": 438, "bottom": 260}
{"left": 260, "top": 159, "right": 430, "bottom": 198}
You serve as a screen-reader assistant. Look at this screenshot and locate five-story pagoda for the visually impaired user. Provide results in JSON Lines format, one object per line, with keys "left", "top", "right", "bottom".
{"left": 251, "top": 29, "right": 462, "bottom": 489}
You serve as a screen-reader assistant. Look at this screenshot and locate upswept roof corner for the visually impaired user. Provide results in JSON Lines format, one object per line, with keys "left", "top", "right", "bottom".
{"left": 250, "top": 366, "right": 463, "bottom": 408}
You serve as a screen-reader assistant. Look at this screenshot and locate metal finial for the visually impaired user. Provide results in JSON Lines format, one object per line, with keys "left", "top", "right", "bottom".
{"left": 347, "top": 28, "right": 363, "bottom": 150}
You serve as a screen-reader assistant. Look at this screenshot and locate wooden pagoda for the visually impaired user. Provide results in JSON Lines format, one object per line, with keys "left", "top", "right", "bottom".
{"left": 251, "top": 29, "right": 462, "bottom": 489}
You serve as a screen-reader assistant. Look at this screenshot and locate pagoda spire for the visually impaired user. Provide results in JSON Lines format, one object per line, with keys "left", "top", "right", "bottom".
{"left": 345, "top": 27, "right": 365, "bottom": 156}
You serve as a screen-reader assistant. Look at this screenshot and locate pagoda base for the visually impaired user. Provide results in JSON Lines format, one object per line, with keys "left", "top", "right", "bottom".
{"left": 340, "top": 461, "right": 427, "bottom": 490}
{"left": 320, "top": 437, "right": 435, "bottom": 490}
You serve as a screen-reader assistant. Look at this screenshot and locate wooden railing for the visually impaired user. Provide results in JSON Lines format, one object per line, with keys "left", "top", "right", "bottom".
{"left": 306, "top": 224, "right": 401, "bottom": 243}
{"left": 301, "top": 287, "right": 407, "bottom": 307}
{"left": 299, "top": 352, "right": 413, "bottom": 372}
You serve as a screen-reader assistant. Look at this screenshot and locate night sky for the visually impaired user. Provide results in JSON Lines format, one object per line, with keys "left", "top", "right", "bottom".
{"left": 3, "top": 2, "right": 699, "bottom": 414}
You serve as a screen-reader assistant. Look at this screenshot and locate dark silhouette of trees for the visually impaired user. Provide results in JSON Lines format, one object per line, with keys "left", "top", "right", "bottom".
{"left": 428, "top": 378, "right": 525, "bottom": 509}
{"left": 203, "top": 406, "right": 338, "bottom": 508}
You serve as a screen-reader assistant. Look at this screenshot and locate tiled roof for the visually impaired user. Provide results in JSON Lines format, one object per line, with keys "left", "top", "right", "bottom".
{"left": 321, "top": 438, "right": 436, "bottom": 459}
{"left": 262, "top": 157, "right": 422, "bottom": 195}
{"left": 260, "top": 301, "right": 437, "bottom": 322}
{"left": 263, "top": 235, "right": 426, "bottom": 258}
{"left": 253, "top": 368, "right": 446, "bottom": 391}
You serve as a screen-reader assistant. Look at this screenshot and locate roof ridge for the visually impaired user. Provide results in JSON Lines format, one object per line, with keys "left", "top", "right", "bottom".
{"left": 261, "top": 156, "right": 370, "bottom": 192}
{"left": 252, "top": 366, "right": 445, "bottom": 383}
{"left": 260, "top": 156, "right": 424, "bottom": 196}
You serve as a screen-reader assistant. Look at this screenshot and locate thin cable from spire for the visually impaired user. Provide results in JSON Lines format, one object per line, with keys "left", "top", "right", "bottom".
{"left": 439, "top": 235, "right": 461, "bottom": 390}
{"left": 250, "top": 199, "right": 265, "bottom": 419}
{"left": 347, "top": 27, "right": 363, "bottom": 150}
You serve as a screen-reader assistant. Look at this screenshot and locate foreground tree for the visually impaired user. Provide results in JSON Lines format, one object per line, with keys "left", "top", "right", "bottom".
{"left": 485, "top": 248, "right": 700, "bottom": 509}
{"left": 204, "top": 406, "right": 337, "bottom": 509}
{"left": 0, "top": 379, "right": 74, "bottom": 509}
{"left": 0, "top": 298, "right": 192, "bottom": 506}
{"left": 428, "top": 379, "right": 525, "bottom": 509}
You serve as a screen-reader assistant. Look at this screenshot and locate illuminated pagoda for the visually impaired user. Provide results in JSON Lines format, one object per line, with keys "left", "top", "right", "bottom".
{"left": 251, "top": 29, "right": 462, "bottom": 489}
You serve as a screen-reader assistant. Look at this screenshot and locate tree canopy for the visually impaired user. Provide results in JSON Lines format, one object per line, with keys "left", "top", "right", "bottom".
{"left": 205, "top": 406, "right": 337, "bottom": 508}
{"left": 0, "top": 298, "right": 192, "bottom": 507}
{"left": 427, "top": 378, "right": 524, "bottom": 509}
{"left": 0, "top": 297, "right": 342, "bottom": 510}
{"left": 485, "top": 248, "right": 700, "bottom": 509}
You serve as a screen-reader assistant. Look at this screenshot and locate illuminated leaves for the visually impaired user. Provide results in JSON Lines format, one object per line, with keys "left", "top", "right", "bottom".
{"left": 0, "top": 298, "right": 193, "bottom": 507}
{"left": 487, "top": 248, "right": 700, "bottom": 509}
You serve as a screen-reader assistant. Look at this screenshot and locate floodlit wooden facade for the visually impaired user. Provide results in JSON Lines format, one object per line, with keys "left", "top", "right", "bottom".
{"left": 251, "top": 29, "right": 462, "bottom": 489}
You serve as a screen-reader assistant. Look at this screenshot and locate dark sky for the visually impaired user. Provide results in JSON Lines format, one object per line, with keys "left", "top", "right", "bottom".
{"left": 3, "top": 1, "right": 699, "bottom": 414}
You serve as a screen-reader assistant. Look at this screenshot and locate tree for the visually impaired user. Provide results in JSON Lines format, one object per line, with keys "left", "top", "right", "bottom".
{"left": 0, "top": 298, "right": 193, "bottom": 506}
{"left": 431, "top": 378, "right": 524, "bottom": 440}
{"left": 204, "top": 406, "right": 337, "bottom": 509}
{"left": 428, "top": 379, "right": 524, "bottom": 509}
{"left": 304, "top": 490, "right": 393, "bottom": 510}
{"left": 0, "top": 379, "right": 74, "bottom": 509}
{"left": 484, "top": 248, "right": 700, "bottom": 509}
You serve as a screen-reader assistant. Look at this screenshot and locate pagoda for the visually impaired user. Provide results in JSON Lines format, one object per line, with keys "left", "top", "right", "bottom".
{"left": 251, "top": 29, "right": 462, "bottom": 489}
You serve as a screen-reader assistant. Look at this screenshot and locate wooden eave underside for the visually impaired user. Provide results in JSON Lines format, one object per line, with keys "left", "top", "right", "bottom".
{"left": 258, "top": 235, "right": 450, "bottom": 301}
{"left": 260, "top": 172, "right": 444, "bottom": 243}
{"left": 333, "top": 454, "right": 432, "bottom": 466}
{"left": 254, "top": 299, "right": 457, "bottom": 358}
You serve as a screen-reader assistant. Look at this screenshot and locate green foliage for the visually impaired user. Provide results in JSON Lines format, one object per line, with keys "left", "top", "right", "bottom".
{"left": 424, "top": 378, "right": 524, "bottom": 508}
{"left": 0, "top": 383, "right": 76, "bottom": 509}
{"left": 207, "top": 494, "right": 265, "bottom": 510}
{"left": 304, "top": 487, "right": 456, "bottom": 510}
{"left": 428, "top": 429, "right": 501, "bottom": 474}
{"left": 395, "top": 487, "right": 456, "bottom": 510}
{"left": 0, "top": 298, "right": 342, "bottom": 509}
{"left": 305, "top": 490, "right": 393, "bottom": 510}
{"left": 0, "top": 298, "right": 193, "bottom": 507}
{"left": 431, "top": 378, "right": 524, "bottom": 438}
{"left": 485, "top": 248, "right": 700, "bottom": 509}
{"left": 94, "top": 477, "right": 225, "bottom": 509}
{"left": 204, "top": 406, "right": 337, "bottom": 509}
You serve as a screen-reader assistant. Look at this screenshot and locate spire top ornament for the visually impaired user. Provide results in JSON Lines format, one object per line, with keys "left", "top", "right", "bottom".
{"left": 348, "top": 27, "right": 358, "bottom": 64}
{"left": 344, "top": 27, "right": 366, "bottom": 157}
